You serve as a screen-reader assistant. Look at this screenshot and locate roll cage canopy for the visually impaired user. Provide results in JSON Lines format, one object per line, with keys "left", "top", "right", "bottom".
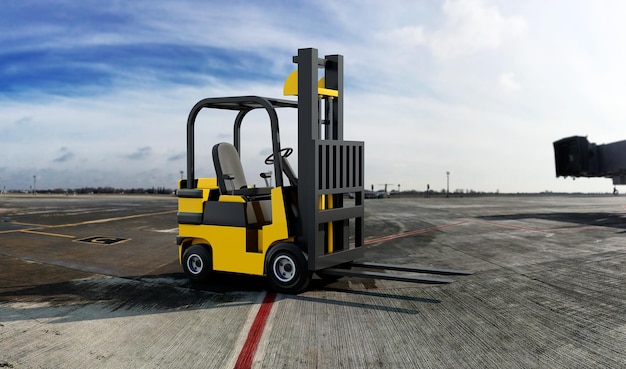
{"left": 185, "top": 96, "right": 298, "bottom": 189}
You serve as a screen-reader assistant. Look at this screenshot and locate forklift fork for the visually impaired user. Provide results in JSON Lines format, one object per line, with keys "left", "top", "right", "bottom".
{"left": 321, "top": 262, "right": 474, "bottom": 285}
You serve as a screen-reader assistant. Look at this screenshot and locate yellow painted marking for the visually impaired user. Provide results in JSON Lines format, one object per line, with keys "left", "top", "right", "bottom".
{"left": 0, "top": 209, "right": 177, "bottom": 238}
{"left": 50, "top": 209, "right": 177, "bottom": 228}
{"left": 0, "top": 227, "right": 46, "bottom": 235}
{"left": 8, "top": 221, "right": 46, "bottom": 227}
{"left": 19, "top": 229, "right": 76, "bottom": 239}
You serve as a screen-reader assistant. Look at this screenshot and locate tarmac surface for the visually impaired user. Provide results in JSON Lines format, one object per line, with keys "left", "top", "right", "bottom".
{"left": 1, "top": 193, "right": 625, "bottom": 368}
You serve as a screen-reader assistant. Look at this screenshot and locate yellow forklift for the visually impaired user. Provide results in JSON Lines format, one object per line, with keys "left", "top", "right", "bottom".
{"left": 176, "top": 48, "right": 472, "bottom": 293}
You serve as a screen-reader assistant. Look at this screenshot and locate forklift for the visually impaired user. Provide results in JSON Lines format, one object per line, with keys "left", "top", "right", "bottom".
{"left": 176, "top": 47, "right": 472, "bottom": 293}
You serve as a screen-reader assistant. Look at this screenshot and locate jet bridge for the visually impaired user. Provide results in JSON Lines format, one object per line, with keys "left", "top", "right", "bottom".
{"left": 554, "top": 136, "right": 626, "bottom": 185}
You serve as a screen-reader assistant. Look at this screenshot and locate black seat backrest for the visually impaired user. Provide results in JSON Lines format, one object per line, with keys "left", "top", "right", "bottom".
{"left": 213, "top": 142, "right": 247, "bottom": 194}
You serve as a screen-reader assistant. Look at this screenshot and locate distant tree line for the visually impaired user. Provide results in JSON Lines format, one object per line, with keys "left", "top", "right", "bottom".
{"left": 9, "top": 186, "right": 175, "bottom": 195}
{"left": 386, "top": 189, "right": 613, "bottom": 197}
{"left": 3, "top": 187, "right": 613, "bottom": 197}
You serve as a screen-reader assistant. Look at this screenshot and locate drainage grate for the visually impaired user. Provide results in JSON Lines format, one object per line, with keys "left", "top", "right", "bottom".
{"left": 75, "top": 236, "right": 129, "bottom": 245}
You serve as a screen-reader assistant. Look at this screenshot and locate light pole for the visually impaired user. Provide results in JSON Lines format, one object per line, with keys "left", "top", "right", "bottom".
{"left": 33, "top": 175, "right": 37, "bottom": 194}
{"left": 446, "top": 171, "right": 449, "bottom": 198}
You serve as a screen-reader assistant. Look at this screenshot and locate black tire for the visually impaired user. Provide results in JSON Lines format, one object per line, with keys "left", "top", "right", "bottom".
{"left": 266, "top": 244, "right": 311, "bottom": 294}
{"left": 182, "top": 245, "right": 212, "bottom": 282}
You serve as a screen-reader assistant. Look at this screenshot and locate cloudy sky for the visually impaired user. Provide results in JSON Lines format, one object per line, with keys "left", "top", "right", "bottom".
{"left": 2, "top": 0, "right": 626, "bottom": 193}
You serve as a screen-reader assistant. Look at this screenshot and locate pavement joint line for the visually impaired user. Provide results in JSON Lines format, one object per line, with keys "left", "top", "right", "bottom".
{"left": 477, "top": 220, "right": 603, "bottom": 233}
{"left": 363, "top": 221, "right": 470, "bottom": 245}
{"left": 442, "top": 219, "right": 609, "bottom": 273}
{"left": 478, "top": 220, "right": 551, "bottom": 233}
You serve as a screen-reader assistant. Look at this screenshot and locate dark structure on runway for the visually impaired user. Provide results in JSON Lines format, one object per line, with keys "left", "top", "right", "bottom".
{"left": 554, "top": 136, "right": 626, "bottom": 185}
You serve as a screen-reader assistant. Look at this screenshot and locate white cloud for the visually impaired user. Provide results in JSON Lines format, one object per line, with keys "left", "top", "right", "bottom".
{"left": 2, "top": 0, "right": 626, "bottom": 194}
{"left": 431, "top": 0, "right": 527, "bottom": 59}
{"left": 499, "top": 73, "right": 521, "bottom": 91}
{"left": 381, "top": 26, "right": 426, "bottom": 47}
{"left": 377, "top": 0, "right": 527, "bottom": 60}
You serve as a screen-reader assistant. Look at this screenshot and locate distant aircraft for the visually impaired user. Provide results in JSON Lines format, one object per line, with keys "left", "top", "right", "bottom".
{"left": 553, "top": 136, "right": 626, "bottom": 186}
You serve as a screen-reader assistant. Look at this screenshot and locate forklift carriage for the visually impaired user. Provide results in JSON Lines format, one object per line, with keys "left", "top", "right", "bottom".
{"left": 176, "top": 48, "right": 472, "bottom": 293}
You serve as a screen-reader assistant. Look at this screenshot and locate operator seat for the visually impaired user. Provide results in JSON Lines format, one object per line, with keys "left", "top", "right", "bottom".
{"left": 213, "top": 142, "right": 247, "bottom": 194}
{"left": 212, "top": 142, "right": 271, "bottom": 197}
{"left": 212, "top": 142, "right": 272, "bottom": 227}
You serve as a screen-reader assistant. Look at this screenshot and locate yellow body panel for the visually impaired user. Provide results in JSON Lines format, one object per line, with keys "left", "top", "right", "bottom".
{"left": 197, "top": 178, "right": 217, "bottom": 188}
{"left": 176, "top": 177, "right": 217, "bottom": 191}
{"left": 219, "top": 194, "right": 245, "bottom": 203}
{"left": 178, "top": 197, "right": 203, "bottom": 213}
{"left": 177, "top": 177, "right": 217, "bottom": 213}
{"left": 258, "top": 187, "right": 289, "bottom": 253}
{"left": 180, "top": 225, "right": 264, "bottom": 275}
{"left": 283, "top": 70, "right": 338, "bottom": 97}
{"left": 206, "top": 226, "right": 264, "bottom": 275}
{"left": 178, "top": 185, "right": 291, "bottom": 276}
{"left": 283, "top": 70, "right": 298, "bottom": 96}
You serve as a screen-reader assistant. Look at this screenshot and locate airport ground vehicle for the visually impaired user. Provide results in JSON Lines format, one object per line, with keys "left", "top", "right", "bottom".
{"left": 176, "top": 48, "right": 472, "bottom": 293}
{"left": 554, "top": 136, "right": 626, "bottom": 185}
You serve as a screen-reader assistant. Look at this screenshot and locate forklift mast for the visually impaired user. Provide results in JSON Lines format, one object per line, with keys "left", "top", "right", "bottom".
{"left": 292, "top": 48, "right": 365, "bottom": 271}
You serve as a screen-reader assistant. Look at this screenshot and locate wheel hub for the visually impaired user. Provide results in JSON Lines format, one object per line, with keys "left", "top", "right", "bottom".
{"left": 187, "top": 254, "right": 204, "bottom": 275}
{"left": 273, "top": 255, "right": 296, "bottom": 282}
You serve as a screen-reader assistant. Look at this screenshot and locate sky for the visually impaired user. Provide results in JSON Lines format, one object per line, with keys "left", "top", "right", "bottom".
{"left": 2, "top": 0, "right": 626, "bottom": 193}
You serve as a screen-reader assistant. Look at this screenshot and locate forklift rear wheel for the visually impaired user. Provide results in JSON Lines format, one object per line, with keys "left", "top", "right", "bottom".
{"left": 266, "top": 245, "right": 310, "bottom": 294}
{"left": 182, "top": 245, "right": 212, "bottom": 282}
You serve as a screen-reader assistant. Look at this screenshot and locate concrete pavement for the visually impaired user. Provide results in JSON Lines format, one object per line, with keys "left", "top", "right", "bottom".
{"left": 1, "top": 194, "right": 625, "bottom": 368}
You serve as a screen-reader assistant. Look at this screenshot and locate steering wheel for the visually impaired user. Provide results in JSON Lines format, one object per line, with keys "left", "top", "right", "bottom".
{"left": 264, "top": 147, "right": 293, "bottom": 165}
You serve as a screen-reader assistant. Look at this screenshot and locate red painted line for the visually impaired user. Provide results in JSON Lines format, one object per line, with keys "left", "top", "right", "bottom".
{"left": 232, "top": 221, "right": 466, "bottom": 367}
{"left": 234, "top": 291, "right": 277, "bottom": 369}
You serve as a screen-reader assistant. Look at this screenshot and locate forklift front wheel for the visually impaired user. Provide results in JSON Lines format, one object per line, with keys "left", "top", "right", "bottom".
{"left": 266, "top": 244, "right": 311, "bottom": 294}
{"left": 182, "top": 245, "right": 212, "bottom": 282}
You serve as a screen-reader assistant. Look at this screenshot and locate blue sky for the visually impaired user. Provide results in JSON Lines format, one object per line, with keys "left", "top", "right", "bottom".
{"left": 2, "top": 0, "right": 626, "bottom": 192}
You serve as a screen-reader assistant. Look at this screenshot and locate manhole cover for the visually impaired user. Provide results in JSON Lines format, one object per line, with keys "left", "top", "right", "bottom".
{"left": 75, "top": 236, "right": 129, "bottom": 245}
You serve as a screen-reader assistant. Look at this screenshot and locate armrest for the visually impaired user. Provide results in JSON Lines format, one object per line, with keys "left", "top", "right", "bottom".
{"left": 234, "top": 187, "right": 272, "bottom": 197}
